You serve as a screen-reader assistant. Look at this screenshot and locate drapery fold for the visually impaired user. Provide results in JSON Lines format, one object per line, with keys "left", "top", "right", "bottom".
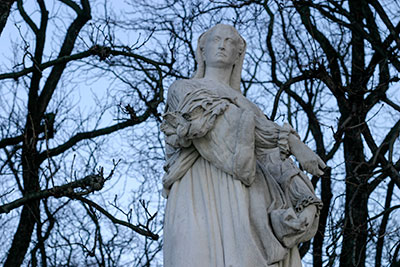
{"left": 162, "top": 79, "right": 322, "bottom": 266}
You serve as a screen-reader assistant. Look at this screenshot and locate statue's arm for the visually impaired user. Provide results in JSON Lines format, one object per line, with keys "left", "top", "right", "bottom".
{"left": 162, "top": 80, "right": 228, "bottom": 148}
{"left": 255, "top": 116, "right": 326, "bottom": 176}
{"left": 192, "top": 105, "right": 257, "bottom": 185}
{"left": 287, "top": 133, "right": 326, "bottom": 176}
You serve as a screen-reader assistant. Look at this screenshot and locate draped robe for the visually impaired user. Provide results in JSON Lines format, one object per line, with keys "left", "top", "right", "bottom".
{"left": 161, "top": 78, "right": 322, "bottom": 267}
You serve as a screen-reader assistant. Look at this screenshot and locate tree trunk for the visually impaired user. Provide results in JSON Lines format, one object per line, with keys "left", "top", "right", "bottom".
{"left": 340, "top": 116, "right": 369, "bottom": 267}
{"left": 313, "top": 168, "right": 332, "bottom": 267}
{"left": 5, "top": 116, "right": 41, "bottom": 266}
{"left": 4, "top": 201, "right": 40, "bottom": 266}
{"left": 340, "top": 1, "right": 369, "bottom": 265}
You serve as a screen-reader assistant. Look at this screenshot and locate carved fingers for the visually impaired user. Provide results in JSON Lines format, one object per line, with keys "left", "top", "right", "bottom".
{"left": 301, "top": 154, "right": 326, "bottom": 176}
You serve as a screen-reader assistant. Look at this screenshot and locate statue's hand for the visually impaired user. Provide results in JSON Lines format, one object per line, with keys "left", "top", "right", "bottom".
{"left": 299, "top": 150, "right": 326, "bottom": 176}
{"left": 288, "top": 134, "right": 326, "bottom": 176}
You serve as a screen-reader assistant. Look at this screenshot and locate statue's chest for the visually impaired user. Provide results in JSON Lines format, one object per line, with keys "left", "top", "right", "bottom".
{"left": 195, "top": 79, "right": 263, "bottom": 116}
{"left": 214, "top": 87, "right": 262, "bottom": 116}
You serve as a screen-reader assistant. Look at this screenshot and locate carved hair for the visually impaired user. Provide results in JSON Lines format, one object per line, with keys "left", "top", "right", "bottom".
{"left": 193, "top": 24, "right": 246, "bottom": 92}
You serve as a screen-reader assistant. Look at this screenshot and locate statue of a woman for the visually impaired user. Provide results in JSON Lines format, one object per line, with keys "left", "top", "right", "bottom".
{"left": 161, "top": 24, "right": 326, "bottom": 267}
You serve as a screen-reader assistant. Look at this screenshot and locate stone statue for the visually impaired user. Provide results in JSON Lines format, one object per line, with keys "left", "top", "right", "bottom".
{"left": 161, "top": 24, "right": 326, "bottom": 267}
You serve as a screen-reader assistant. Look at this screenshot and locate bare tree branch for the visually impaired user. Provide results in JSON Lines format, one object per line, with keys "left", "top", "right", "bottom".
{"left": 0, "top": 174, "right": 104, "bottom": 214}
{"left": 38, "top": 113, "right": 155, "bottom": 162}
{"left": 74, "top": 196, "right": 159, "bottom": 240}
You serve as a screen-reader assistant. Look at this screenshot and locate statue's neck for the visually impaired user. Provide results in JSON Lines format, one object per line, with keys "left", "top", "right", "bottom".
{"left": 203, "top": 65, "right": 233, "bottom": 86}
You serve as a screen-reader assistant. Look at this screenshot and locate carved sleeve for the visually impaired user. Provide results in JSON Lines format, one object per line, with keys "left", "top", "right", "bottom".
{"left": 161, "top": 80, "right": 257, "bottom": 186}
{"left": 254, "top": 116, "right": 300, "bottom": 160}
{"left": 161, "top": 80, "right": 232, "bottom": 148}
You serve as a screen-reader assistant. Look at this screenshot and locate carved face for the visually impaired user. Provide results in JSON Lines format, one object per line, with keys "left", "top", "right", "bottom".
{"left": 202, "top": 25, "right": 241, "bottom": 69}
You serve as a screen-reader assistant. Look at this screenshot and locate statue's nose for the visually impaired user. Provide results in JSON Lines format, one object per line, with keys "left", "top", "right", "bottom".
{"left": 217, "top": 40, "right": 226, "bottom": 50}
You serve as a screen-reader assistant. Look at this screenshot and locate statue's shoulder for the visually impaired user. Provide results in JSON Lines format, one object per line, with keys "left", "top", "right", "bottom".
{"left": 170, "top": 79, "right": 199, "bottom": 89}
{"left": 168, "top": 79, "right": 199, "bottom": 96}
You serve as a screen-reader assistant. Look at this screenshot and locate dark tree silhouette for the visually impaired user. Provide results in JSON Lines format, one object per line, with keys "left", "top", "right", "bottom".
{"left": 0, "top": 0, "right": 169, "bottom": 265}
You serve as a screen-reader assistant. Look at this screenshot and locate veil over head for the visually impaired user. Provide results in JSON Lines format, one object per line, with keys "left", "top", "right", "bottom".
{"left": 193, "top": 24, "right": 247, "bottom": 92}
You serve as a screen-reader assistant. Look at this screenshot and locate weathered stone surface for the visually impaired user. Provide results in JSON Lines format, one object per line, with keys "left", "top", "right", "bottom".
{"left": 161, "top": 24, "right": 326, "bottom": 267}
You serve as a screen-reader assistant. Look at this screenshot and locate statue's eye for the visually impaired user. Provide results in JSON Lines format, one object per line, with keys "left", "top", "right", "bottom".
{"left": 214, "top": 37, "right": 221, "bottom": 42}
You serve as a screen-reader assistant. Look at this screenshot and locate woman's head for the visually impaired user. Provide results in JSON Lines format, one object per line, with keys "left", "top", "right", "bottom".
{"left": 193, "top": 24, "right": 246, "bottom": 91}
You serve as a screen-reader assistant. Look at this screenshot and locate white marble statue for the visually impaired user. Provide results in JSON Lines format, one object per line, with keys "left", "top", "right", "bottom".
{"left": 161, "top": 24, "right": 326, "bottom": 267}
